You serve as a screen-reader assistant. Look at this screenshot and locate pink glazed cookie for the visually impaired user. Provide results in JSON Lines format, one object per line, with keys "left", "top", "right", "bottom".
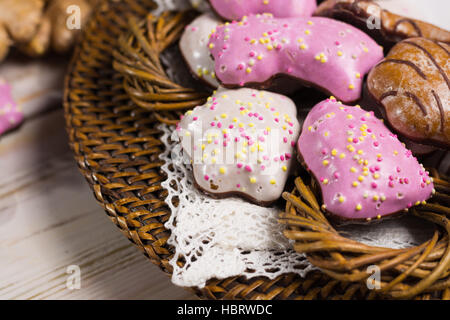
{"left": 177, "top": 88, "right": 300, "bottom": 205}
{"left": 208, "top": 14, "right": 384, "bottom": 103}
{"left": 298, "top": 98, "right": 434, "bottom": 222}
{"left": 0, "top": 78, "right": 23, "bottom": 136}
{"left": 209, "top": 0, "right": 317, "bottom": 20}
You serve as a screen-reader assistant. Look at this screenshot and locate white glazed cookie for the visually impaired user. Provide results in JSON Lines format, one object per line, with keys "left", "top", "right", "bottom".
{"left": 177, "top": 88, "right": 301, "bottom": 205}
{"left": 180, "top": 13, "right": 220, "bottom": 88}
{"left": 190, "top": 0, "right": 211, "bottom": 12}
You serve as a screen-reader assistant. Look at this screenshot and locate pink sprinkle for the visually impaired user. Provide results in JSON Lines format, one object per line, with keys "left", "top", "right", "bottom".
{"left": 249, "top": 51, "right": 255, "bottom": 57}
{"left": 237, "top": 163, "right": 243, "bottom": 169}
{"left": 237, "top": 64, "right": 244, "bottom": 70}
{"left": 283, "top": 137, "right": 288, "bottom": 143}
{"left": 236, "top": 184, "right": 241, "bottom": 188}
{"left": 389, "top": 181, "right": 394, "bottom": 187}
{"left": 259, "top": 136, "right": 265, "bottom": 142}
{"left": 229, "top": 124, "right": 234, "bottom": 129}
{"left": 280, "top": 155, "right": 285, "bottom": 161}
{"left": 389, "top": 175, "right": 394, "bottom": 181}
{"left": 274, "top": 118, "right": 279, "bottom": 123}
{"left": 407, "top": 203, "right": 413, "bottom": 208}
{"left": 244, "top": 37, "right": 250, "bottom": 41}
{"left": 223, "top": 133, "right": 228, "bottom": 138}
{"left": 373, "top": 141, "right": 379, "bottom": 147}
{"left": 371, "top": 182, "right": 377, "bottom": 189}
{"left": 193, "top": 117, "right": 198, "bottom": 121}
{"left": 223, "top": 142, "right": 227, "bottom": 147}
{"left": 375, "top": 166, "right": 380, "bottom": 171}
{"left": 377, "top": 157, "right": 383, "bottom": 162}
{"left": 397, "top": 167, "right": 401, "bottom": 173}
{"left": 210, "top": 121, "right": 215, "bottom": 127}
{"left": 321, "top": 148, "right": 327, "bottom": 155}
{"left": 361, "top": 117, "right": 366, "bottom": 121}
{"left": 204, "top": 175, "right": 209, "bottom": 181}
{"left": 288, "top": 130, "right": 293, "bottom": 135}
{"left": 349, "top": 124, "right": 355, "bottom": 128}
{"left": 258, "top": 116, "right": 264, "bottom": 121}
{"left": 334, "top": 172, "right": 340, "bottom": 179}
{"left": 287, "top": 67, "right": 293, "bottom": 73}
{"left": 285, "top": 153, "right": 292, "bottom": 160}
{"left": 291, "top": 141, "right": 296, "bottom": 147}
{"left": 399, "top": 178, "right": 404, "bottom": 184}
{"left": 235, "top": 137, "right": 240, "bottom": 142}
{"left": 320, "top": 177, "right": 325, "bottom": 182}
{"left": 244, "top": 165, "right": 252, "bottom": 172}
{"left": 335, "top": 41, "right": 340, "bottom": 45}
{"left": 404, "top": 178, "right": 409, "bottom": 184}
{"left": 260, "top": 165, "right": 266, "bottom": 171}
{"left": 353, "top": 138, "right": 358, "bottom": 143}
{"left": 217, "top": 122, "right": 222, "bottom": 128}
{"left": 239, "top": 81, "right": 245, "bottom": 86}
{"left": 367, "top": 128, "right": 372, "bottom": 133}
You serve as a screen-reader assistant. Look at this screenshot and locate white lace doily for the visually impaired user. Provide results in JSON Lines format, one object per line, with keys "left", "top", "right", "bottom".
{"left": 160, "top": 125, "right": 314, "bottom": 288}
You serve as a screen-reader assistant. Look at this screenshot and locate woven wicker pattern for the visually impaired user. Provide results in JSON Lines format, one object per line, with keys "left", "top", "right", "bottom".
{"left": 63, "top": 0, "right": 450, "bottom": 299}
{"left": 280, "top": 170, "right": 450, "bottom": 299}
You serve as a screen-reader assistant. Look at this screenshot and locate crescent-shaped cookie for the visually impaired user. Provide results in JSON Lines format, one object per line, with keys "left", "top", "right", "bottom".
{"left": 208, "top": 14, "right": 384, "bottom": 103}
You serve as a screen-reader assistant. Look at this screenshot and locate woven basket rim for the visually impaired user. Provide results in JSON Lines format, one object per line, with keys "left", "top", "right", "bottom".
{"left": 63, "top": 0, "right": 450, "bottom": 300}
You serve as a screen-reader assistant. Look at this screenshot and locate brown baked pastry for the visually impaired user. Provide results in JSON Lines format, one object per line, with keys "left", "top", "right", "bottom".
{"left": 367, "top": 37, "right": 449, "bottom": 149}
{"left": 315, "top": 0, "right": 450, "bottom": 48}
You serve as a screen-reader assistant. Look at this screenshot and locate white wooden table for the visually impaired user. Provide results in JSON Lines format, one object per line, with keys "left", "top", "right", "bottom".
{"left": 0, "top": 55, "right": 196, "bottom": 300}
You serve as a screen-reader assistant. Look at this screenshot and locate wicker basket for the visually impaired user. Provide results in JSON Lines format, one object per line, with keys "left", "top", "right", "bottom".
{"left": 64, "top": 0, "right": 450, "bottom": 299}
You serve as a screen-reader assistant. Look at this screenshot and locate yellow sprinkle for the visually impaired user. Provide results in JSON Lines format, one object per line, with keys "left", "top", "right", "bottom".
{"left": 297, "top": 38, "right": 304, "bottom": 43}
{"left": 349, "top": 84, "right": 355, "bottom": 90}
{"left": 350, "top": 167, "right": 357, "bottom": 173}
{"left": 356, "top": 73, "right": 361, "bottom": 79}
{"left": 381, "top": 196, "right": 386, "bottom": 202}
{"left": 358, "top": 176, "right": 364, "bottom": 182}
{"left": 323, "top": 179, "right": 329, "bottom": 185}
{"left": 323, "top": 160, "right": 329, "bottom": 166}
{"left": 337, "top": 51, "right": 343, "bottom": 56}
{"left": 331, "top": 149, "right": 338, "bottom": 156}
{"left": 250, "top": 177, "right": 256, "bottom": 184}
{"left": 373, "top": 195, "right": 379, "bottom": 201}
{"left": 282, "top": 166, "right": 287, "bottom": 172}
{"left": 307, "top": 21, "right": 313, "bottom": 25}
{"left": 356, "top": 204, "right": 362, "bottom": 211}
{"left": 209, "top": 43, "right": 214, "bottom": 49}
{"left": 300, "top": 44, "right": 307, "bottom": 50}
{"left": 347, "top": 114, "right": 353, "bottom": 119}
{"left": 352, "top": 181, "right": 359, "bottom": 187}
{"left": 305, "top": 30, "right": 311, "bottom": 35}
{"left": 324, "top": 131, "right": 329, "bottom": 137}
{"left": 246, "top": 67, "right": 252, "bottom": 73}
{"left": 339, "top": 153, "right": 346, "bottom": 159}
{"left": 338, "top": 196, "right": 345, "bottom": 203}
{"left": 270, "top": 179, "right": 276, "bottom": 185}
{"left": 373, "top": 173, "right": 380, "bottom": 179}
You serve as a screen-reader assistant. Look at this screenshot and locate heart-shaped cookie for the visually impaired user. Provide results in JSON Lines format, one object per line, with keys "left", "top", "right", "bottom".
{"left": 298, "top": 98, "right": 435, "bottom": 221}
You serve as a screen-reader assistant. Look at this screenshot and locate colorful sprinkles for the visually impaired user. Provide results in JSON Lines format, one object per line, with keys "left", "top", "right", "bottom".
{"left": 208, "top": 14, "right": 383, "bottom": 103}
{"left": 177, "top": 88, "right": 300, "bottom": 204}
